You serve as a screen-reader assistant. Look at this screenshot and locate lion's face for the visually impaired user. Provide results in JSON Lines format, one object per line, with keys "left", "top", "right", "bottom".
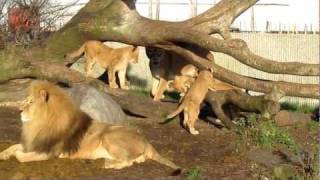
{"left": 130, "top": 49, "right": 139, "bottom": 64}
{"left": 20, "top": 96, "right": 36, "bottom": 123}
{"left": 20, "top": 89, "right": 48, "bottom": 123}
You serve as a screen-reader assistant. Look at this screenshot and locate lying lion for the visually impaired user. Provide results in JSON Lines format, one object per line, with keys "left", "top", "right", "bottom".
{"left": 0, "top": 81, "right": 180, "bottom": 173}
{"left": 65, "top": 40, "right": 139, "bottom": 90}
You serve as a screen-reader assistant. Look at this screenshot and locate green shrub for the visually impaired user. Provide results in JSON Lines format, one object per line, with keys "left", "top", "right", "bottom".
{"left": 187, "top": 167, "right": 202, "bottom": 180}
{"left": 281, "top": 102, "right": 316, "bottom": 113}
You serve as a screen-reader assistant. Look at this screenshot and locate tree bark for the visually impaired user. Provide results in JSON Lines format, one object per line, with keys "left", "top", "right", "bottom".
{"left": 205, "top": 88, "right": 283, "bottom": 129}
{"left": 0, "top": 0, "right": 318, "bottom": 99}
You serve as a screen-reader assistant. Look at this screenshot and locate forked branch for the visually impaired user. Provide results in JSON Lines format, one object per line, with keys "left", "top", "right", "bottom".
{"left": 155, "top": 44, "right": 319, "bottom": 98}
{"left": 185, "top": 0, "right": 258, "bottom": 38}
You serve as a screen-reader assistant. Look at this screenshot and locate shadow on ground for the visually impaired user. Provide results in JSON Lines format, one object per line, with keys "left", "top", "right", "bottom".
{"left": 0, "top": 107, "right": 252, "bottom": 180}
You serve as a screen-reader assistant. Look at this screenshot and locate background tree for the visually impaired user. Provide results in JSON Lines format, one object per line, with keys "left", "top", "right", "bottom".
{"left": 0, "top": 0, "right": 318, "bottom": 119}
{"left": 0, "top": 0, "right": 79, "bottom": 43}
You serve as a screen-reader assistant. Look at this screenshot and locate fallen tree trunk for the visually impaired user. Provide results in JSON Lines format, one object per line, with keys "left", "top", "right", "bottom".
{"left": 0, "top": 0, "right": 317, "bottom": 99}
{"left": 205, "top": 87, "right": 284, "bottom": 129}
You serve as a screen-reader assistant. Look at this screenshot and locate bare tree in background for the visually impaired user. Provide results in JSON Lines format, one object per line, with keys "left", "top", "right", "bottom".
{"left": 0, "top": 0, "right": 79, "bottom": 45}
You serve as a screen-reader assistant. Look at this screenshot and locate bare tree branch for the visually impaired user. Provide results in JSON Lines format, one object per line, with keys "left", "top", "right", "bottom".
{"left": 184, "top": 0, "right": 258, "bottom": 38}
{"left": 155, "top": 44, "right": 319, "bottom": 98}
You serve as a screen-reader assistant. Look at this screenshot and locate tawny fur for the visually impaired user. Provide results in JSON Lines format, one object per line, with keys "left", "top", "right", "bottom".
{"left": 166, "top": 70, "right": 215, "bottom": 135}
{"left": 65, "top": 40, "right": 139, "bottom": 90}
{"left": 0, "top": 81, "right": 180, "bottom": 172}
{"left": 211, "top": 78, "right": 240, "bottom": 91}
{"left": 151, "top": 63, "right": 199, "bottom": 101}
{"left": 167, "top": 76, "right": 195, "bottom": 97}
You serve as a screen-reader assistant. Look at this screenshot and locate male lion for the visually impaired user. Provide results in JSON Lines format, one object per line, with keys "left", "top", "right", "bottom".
{"left": 0, "top": 81, "right": 180, "bottom": 173}
{"left": 65, "top": 40, "right": 139, "bottom": 90}
{"left": 166, "top": 70, "right": 215, "bottom": 135}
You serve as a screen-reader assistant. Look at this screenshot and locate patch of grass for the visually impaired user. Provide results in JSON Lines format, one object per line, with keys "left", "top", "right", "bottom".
{"left": 281, "top": 102, "right": 316, "bottom": 113}
{"left": 235, "top": 113, "right": 300, "bottom": 153}
{"left": 164, "top": 91, "right": 181, "bottom": 101}
{"left": 306, "top": 120, "right": 319, "bottom": 131}
{"left": 186, "top": 167, "right": 202, "bottom": 180}
{"left": 235, "top": 113, "right": 258, "bottom": 135}
{"left": 257, "top": 121, "right": 299, "bottom": 152}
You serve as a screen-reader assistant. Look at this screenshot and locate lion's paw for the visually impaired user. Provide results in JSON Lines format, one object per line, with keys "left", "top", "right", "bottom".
{"left": 189, "top": 128, "right": 199, "bottom": 135}
{"left": 121, "top": 85, "right": 130, "bottom": 90}
{"left": 0, "top": 152, "right": 11, "bottom": 160}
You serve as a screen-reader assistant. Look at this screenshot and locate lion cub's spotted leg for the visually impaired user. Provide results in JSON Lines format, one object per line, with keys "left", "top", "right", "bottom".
{"left": 118, "top": 69, "right": 129, "bottom": 90}
{"left": 151, "top": 78, "right": 159, "bottom": 97}
{"left": 84, "top": 56, "right": 95, "bottom": 77}
{"left": 108, "top": 69, "right": 119, "bottom": 89}
{"left": 187, "top": 106, "right": 200, "bottom": 135}
{"left": 183, "top": 110, "right": 189, "bottom": 128}
{"left": 153, "top": 78, "right": 167, "bottom": 101}
{"left": 0, "top": 144, "right": 22, "bottom": 160}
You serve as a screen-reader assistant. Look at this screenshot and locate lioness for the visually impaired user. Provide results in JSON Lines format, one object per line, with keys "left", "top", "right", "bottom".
{"left": 151, "top": 61, "right": 199, "bottom": 101}
{"left": 148, "top": 46, "right": 212, "bottom": 101}
{"left": 166, "top": 70, "right": 215, "bottom": 135}
{"left": 0, "top": 81, "right": 180, "bottom": 173}
{"left": 65, "top": 40, "right": 139, "bottom": 90}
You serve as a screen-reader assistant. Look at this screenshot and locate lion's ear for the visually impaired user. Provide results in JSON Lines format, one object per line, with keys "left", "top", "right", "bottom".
{"left": 39, "top": 89, "right": 49, "bottom": 102}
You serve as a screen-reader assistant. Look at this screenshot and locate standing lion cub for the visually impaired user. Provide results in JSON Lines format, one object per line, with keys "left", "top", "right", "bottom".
{"left": 65, "top": 40, "right": 139, "bottom": 90}
{"left": 166, "top": 70, "right": 215, "bottom": 135}
{"left": 0, "top": 81, "right": 180, "bottom": 173}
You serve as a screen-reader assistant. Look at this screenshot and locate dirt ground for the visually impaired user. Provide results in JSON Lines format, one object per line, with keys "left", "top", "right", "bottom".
{"left": 0, "top": 102, "right": 320, "bottom": 180}
{"left": 0, "top": 104, "right": 318, "bottom": 180}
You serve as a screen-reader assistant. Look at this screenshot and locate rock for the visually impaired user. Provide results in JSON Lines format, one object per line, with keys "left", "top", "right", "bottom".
{"left": 247, "top": 148, "right": 283, "bottom": 168}
{"left": 275, "top": 111, "right": 311, "bottom": 127}
{"left": 0, "top": 79, "right": 127, "bottom": 125}
{"left": 273, "top": 165, "right": 297, "bottom": 180}
{"left": 66, "top": 84, "right": 127, "bottom": 125}
{"left": 248, "top": 148, "right": 304, "bottom": 179}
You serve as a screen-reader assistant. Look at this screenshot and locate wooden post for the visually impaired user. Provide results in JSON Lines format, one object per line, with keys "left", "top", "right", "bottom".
{"left": 189, "top": 0, "right": 197, "bottom": 17}
{"left": 250, "top": 6, "right": 255, "bottom": 32}
{"left": 279, "top": 23, "right": 282, "bottom": 34}
{"left": 265, "top": 21, "right": 269, "bottom": 32}
{"left": 155, "top": 0, "right": 160, "bottom": 20}
{"left": 194, "top": 0, "right": 197, "bottom": 17}
{"left": 148, "top": 0, "right": 152, "bottom": 19}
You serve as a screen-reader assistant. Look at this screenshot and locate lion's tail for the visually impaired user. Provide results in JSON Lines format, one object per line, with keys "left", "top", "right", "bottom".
{"left": 166, "top": 101, "right": 186, "bottom": 119}
{"left": 64, "top": 42, "right": 86, "bottom": 60}
{"left": 146, "top": 144, "right": 181, "bottom": 175}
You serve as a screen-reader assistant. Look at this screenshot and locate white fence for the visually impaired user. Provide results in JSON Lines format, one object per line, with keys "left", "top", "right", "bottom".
{"left": 75, "top": 33, "right": 319, "bottom": 106}
{"left": 214, "top": 33, "right": 319, "bottom": 106}
{"left": 53, "top": 1, "right": 319, "bottom": 34}
{"left": 49, "top": 1, "right": 320, "bottom": 106}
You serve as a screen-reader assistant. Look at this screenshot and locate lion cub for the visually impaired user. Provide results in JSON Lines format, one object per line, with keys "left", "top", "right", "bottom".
{"left": 167, "top": 75, "right": 195, "bottom": 97}
{"left": 152, "top": 64, "right": 199, "bottom": 100}
{"left": 166, "top": 70, "right": 215, "bottom": 135}
{"left": 65, "top": 40, "right": 139, "bottom": 90}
